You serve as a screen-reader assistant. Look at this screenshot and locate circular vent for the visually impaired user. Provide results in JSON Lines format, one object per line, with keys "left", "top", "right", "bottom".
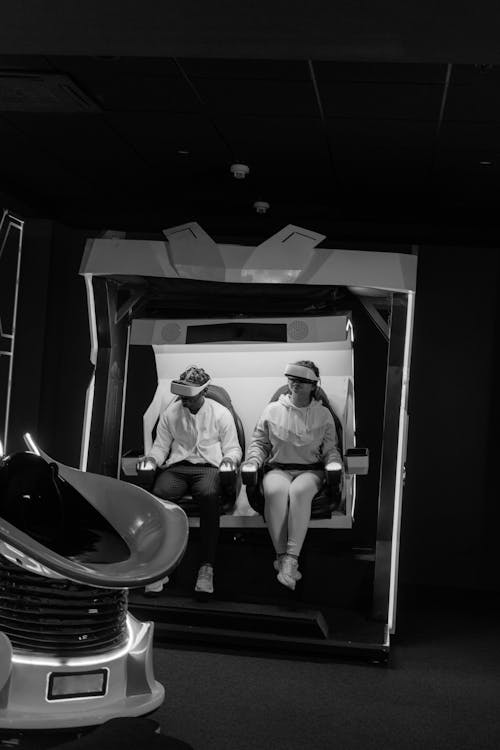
{"left": 161, "top": 323, "right": 182, "bottom": 343}
{"left": 288, "top": 320, "right": 309, "bottom": 341}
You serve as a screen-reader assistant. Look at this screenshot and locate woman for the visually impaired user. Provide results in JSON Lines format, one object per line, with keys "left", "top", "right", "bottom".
{"left": 243, "top": 361, "right": 342, "bottom": 589}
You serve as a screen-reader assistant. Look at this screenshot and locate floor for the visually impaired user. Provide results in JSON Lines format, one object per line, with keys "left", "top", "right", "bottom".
{"left": 1, "top": 587, "right": 499, "bottom": 750}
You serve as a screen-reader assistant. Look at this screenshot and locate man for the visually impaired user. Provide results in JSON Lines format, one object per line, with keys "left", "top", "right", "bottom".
{"left": 138, "top": 365, "right": 242, "bottom": 595}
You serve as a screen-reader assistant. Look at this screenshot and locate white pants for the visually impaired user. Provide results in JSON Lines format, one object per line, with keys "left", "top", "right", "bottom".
{"left": 263, "top": 468, "right": 323, "bottom": 557}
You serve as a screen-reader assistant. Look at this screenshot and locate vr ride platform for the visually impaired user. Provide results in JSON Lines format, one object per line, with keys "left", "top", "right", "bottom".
{"left": 77, "top": 223, "right": 416, "bottom": 661}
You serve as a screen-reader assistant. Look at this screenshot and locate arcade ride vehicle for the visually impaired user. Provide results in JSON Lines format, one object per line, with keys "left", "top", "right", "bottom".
{"left": 0, "top": 434, "right": 188, "bottom": 729}
{"left": 78, "top": 223, "right": 416, "bottom": 661}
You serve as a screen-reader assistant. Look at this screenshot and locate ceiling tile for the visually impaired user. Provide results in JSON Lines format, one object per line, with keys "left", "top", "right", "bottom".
{"left": 438, "top": 120, "right": 500, "bottom": 157}
{"left": 326, "top": 118, "right": 436, "bottom": 157}
{"left": 314, "top": 61, "right": 447, "bottom": 84}
{"left": 188, "top": 77, "right": 317, "bottom": 117}
{"left": 445, "top": 68, "right": 500, "bottom": 121}
{"left": 318, "top": 81, "right": 443, "bottom": 120}
{"left": 2, "top": 112, "right": 152, "bottom": 181}
{"left": 105, "top": 112, "right": 230, "bottom": 167}
{"left": 179, "top": 58, "right": 310, "bottom": 81}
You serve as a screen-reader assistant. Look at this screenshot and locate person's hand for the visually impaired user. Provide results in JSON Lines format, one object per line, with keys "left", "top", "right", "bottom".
{"left": 136, "top": 456, "right": 157, "bottom": 472}
{"left": 241, "top": 459, "right": 259, "bottom": 472}
{"left": 219, "top": 457, "right": 235, "bottom": 472}
{"left": 325, "top": 460, "right": 343, "bottom": 473}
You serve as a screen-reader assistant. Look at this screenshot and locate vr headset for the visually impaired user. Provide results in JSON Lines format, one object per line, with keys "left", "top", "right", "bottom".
{"left": 284, "top": 363, "right": 319, "bottom": 383}
{"left": 170, "top": 378, "right": 211, "bottom": 397}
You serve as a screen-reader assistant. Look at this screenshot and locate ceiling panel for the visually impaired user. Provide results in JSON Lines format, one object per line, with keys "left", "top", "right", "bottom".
{"left": 49, "top": 56, "right": 183, "bottom": 77}
{"left": 2, "top": 112, "right": 152, "bottom": 180}
{"left": 444, "top": 67, "right": 500, "bottom": 122}
{"left": 438, "top": 121, "right": 500, "bottom": 165}
{"left": 105, "top": 112, "right": 230, "bottom": 169}
{"left": 0, "top": 55, "right": 54, "bottom": 71}
{"left": 326, "top": 119, "right": 435, "bottom": 159}
{"left": 188, "top": 77, "right": 318, "bottom": 117}
{"left": 314, "top": 61, "right": 447, "bottom": 84}
{"left": 433, "top": 155, "right": 500, "bottom": 183}
{"left": 47, "top": 57, "right": 201, "bottom": 114}
{"left": 83, "top": 75, "right": 201, "bottom": 113}
{"left": 0, "top": 117, "right": 89, "bottom": 200}
{"left": 210, "top": 115, "right": 328, "bottom": 167}
{"left": 448, "top": 64, "right": 500, "bottom": 86}
{"left": 318, "top": 81, "right": 443, "bottom": 120}
{"left": 333, "top": 158, "right": 429, "bottom": 192}
{"left": 179, "top": 58, "right": 311, "bottom": 81}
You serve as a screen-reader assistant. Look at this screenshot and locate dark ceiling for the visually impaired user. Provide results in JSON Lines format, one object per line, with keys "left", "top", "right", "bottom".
{"left": 1, "top": 46, "right": 500, "bottom": 244}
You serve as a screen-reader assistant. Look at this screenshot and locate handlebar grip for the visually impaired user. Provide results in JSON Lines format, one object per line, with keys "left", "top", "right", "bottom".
{"left": 241, "top": 464, "right": 258, "bottom": 486}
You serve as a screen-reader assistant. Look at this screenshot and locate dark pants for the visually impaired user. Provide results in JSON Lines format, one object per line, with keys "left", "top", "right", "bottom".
{"left": 152, "top": 462, "right": 222, "bottom": 566}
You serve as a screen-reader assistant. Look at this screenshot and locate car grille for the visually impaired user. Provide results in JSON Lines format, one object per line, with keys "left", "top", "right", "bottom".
{"left": 0, "top": 557, "right": 128, "bottom": 655}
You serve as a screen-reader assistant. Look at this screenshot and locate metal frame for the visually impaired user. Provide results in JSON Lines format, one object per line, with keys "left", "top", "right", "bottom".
{"left": 372, "top": 291, "right": 415, "bottom": 632}
{"left": 78, "top": 228, "right": 417, "bottom": 650}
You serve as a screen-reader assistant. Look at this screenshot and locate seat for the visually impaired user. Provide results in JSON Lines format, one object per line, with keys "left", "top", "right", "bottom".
{"left": 0, "top": 448, "right": 189, "bottom": 588}
{"left": 136, "top": 384, "right": 246, "bottom": 516}
{"left": 244, "top": 385, "right": 344, "bottom": 520}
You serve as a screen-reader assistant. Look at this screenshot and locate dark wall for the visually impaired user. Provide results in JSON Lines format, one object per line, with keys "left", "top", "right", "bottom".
{"left": 399, "top": 246, "right": 499, "bottom": 591}
{"left": 8, "top": 220, "right": 500, "bottom": 591}
{"left": 7, "top": 219, "right": 53, "bottom": 453}
{"left": 122, "top": 345, "right": 158, "bottom": 458}
{"left": 35, "top": 223, "right": 93, "bottom": 465}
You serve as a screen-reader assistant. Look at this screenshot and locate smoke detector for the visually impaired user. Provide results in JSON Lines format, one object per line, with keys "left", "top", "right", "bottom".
{"left": 230, "top": 163, "right": 250, "bottom": 179}
{"left": 254, "top": 200, "right": 270, "bottom": 214}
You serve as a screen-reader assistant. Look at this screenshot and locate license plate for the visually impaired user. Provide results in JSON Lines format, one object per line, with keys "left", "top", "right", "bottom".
{"left": 47, "top": 669, "right": 108, "bottom": 700}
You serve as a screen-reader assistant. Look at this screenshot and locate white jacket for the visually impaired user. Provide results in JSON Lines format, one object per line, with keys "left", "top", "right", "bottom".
{"left": 148, "top": 398, "right": 242, "bottom": 468}
{"left": 246, "top": 394, "right": 341, "bottom": 468}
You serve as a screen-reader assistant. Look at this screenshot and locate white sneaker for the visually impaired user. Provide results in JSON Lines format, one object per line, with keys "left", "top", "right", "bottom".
{"left": 195, "top": 564, "right": 214, "bottom": 595}
{"left": 144, "top": 576, "right": 169, "bottom": 596}
{"left": 273, "top": 556, "right": 302, "bottom": 580}
{"left": 277, "top": 555, "right": 300, "bottom": 590}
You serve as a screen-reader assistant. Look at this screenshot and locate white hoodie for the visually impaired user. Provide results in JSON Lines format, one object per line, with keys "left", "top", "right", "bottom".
{"left": 246, "top": 393, "right": 341, "bottom": 468}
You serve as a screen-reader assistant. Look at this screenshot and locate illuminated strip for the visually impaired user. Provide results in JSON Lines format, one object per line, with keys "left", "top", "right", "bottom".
{"left": 117, "top": 324, "right": 131, "bottom": 478}
{"left": 0, "top": 438, "right": 3, "bottom": 458}
{"left": 12, "top": 614, "right": 141, "bottom": 667}
{"left": 350, "top": 323, "right": 357, "bottom": 520}
{"left": 80, "top": 273, "right": 98, "bottom": 470}
{"left": 2, "top": 215, "right": 24, "bottom": 453}
{"left": 388, "top": 291, "right": 415, "bottom": 633}
{"left": 24, "top": 432, "right": 41, "bottom": 456}
{"left": 345, "top": 318, "right": 354, "bottom": 343}
{"left": 351, "top": 475, "right": 357, "bottom": 521}
{"left": 0, "top": 208, "right": 7, "bottom": 237}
